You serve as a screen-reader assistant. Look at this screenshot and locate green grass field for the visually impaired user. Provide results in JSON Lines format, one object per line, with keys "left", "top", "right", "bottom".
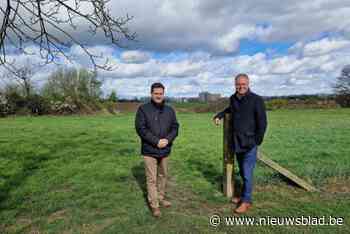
{"left": 1, "top": 109, "right": 350, "bottom": 233}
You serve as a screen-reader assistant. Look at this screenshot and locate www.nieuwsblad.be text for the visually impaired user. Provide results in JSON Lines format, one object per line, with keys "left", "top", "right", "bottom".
{"left": 209, "top": 214, "right": 344, "bottom": 227}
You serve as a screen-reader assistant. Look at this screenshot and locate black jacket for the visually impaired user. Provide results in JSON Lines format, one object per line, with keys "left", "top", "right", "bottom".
{"left": 214, "top": 90, "right": 267, "bottom": 153}
{"left": 135, "top": 100, "right": 179, "bottom": 158}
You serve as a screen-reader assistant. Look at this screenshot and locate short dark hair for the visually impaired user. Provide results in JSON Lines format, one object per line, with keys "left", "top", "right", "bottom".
{"left": 235, "top": 73, "right": 249, "bottom": 81}
{"left": 151, "top": 82, "right": 165, "bottom": 93}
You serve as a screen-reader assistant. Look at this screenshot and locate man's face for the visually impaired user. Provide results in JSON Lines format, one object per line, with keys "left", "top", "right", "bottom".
{"left": 151, "top": 87, "right": 165, "bottom": 104}
{"left": 235, "top": 77, "right": 249, "bottom": 95}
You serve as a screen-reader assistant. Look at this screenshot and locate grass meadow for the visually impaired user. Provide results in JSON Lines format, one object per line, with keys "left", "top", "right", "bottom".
{"left": 1, "top": 109, "right": 350, "bottom": 233}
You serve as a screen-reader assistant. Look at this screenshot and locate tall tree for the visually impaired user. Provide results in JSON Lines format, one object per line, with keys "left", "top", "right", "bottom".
{"left": 42, "top": 67, "right": 102, "bottom": 103}
{"left": 14, "top": 65, "right": 34, "bottom": 98}
{"left": 334, "top": 65, "right": 350, "bottom": 107}
{"left": 2, "top": 60, "right": 36, "bottom": 98}
{"left": 108, "top": 90, "right": 117, "bottom": 102}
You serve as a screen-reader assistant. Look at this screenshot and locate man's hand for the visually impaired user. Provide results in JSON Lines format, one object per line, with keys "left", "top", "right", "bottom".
{"left": 213, "top": 118, "right": 221, "bottom": 126}
{"left": 157, "top": 139, "right": 169, "bottom": 148}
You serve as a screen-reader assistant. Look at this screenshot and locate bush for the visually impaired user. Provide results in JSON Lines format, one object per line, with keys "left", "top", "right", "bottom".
{"left": 0, "top": 103, "right": 10, "bottom": 117}
{"left": 0, "top": 94, "right": 7, "bottom": 117}
{"left": 335, "top": 94, "right": 350, "bottom": 108}
{"left": 6, "top": 91, "right": 26, "bottom": 113}
{"left": 41, "top": 67, "right": 104, "bottom": 114}
{"left": 104, "top": 101, "right": 118, "bottom": 114}
{"left": 265, "top": 99, "right": 289, "bottom": 110}
{"left": 49, "top": 96, "right": 78, "bottom": 115}
{"left": 27, "top": 94, "right": 50, "bottom": 115}
{"left": 108, "top": 91, "right": 118, "bottom": 102}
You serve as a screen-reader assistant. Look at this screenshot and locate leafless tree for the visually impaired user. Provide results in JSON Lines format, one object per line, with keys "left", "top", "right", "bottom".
{"left": 0, "top": 0, "right": 135, "bottom": 75}
{"left": 2, "top": 59, "right": 36, "bottom": 97}
{"left": 15, "top": 65, "right": 34, "bottom": 97}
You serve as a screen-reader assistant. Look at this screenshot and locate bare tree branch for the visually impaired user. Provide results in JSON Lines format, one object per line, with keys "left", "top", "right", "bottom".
{"left": 0, "top": 0, "right": 135, "bottom": 73}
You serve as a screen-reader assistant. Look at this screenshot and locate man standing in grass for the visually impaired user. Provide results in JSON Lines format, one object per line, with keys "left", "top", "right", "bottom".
{"left": 135, "top": 82, "right": 179, "bottom": 218}
{"left": 213, "top": 74, "right": 267, "bottom": 214}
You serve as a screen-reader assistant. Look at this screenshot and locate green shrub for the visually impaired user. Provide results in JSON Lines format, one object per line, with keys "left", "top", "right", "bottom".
{"left": 265, "top": 99, "right": 289, "bottom": 110}
{"left": 27, "top": 94, "right": 50, "bottom": 115}
{"left": 104, "top": 101, "right": 118, "bottom": 114}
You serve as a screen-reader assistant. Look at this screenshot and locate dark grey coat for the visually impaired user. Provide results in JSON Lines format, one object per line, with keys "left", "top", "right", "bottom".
{"left": 214, "top": 90, "right": 267, "bottom": 153}
{"left": 135, "top": 100, "right": 179, "bottom": 158}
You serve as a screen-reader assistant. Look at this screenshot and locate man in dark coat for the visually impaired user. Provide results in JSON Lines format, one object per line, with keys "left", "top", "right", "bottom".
{"left": 135, "top": 82, "right": 179, "bottom": 217}
{"left": 213, "top": 73, "right": 267, "bottom": 214}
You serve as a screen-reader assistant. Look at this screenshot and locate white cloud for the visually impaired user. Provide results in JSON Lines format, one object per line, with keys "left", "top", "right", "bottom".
{"left": 216, "top": 25, "right": 257, "bottom": 53}
{"left": 2, "top": 1, "right": 350, "bottom": 97}
{"left": 120, "top": 50, "right": 151, "bottom": 63}
{"left": 269, "top": 56, "right": 303, "bottom": 74}
{"left": 2, "top": 0, "right": 350, "bottom": 54}
{"left": 106, "top": 0, "right": 350, "bottom": 53}
{"left": 30, "top": 2, "right": 350, "bottom": 52}
{"left": 302, "top": 38, "right": 350, "bottom": 57}
{"left": 3, "top": 38, "right": 350, "bottom": 98}
{"left": 215, "top": 24, "right": 273, "bottom": 53}
{"left": 96, "top": 43, "right": 350, "bottom": 97}
{"left": 160, "top": 60, "right": 203, "bottom": 77}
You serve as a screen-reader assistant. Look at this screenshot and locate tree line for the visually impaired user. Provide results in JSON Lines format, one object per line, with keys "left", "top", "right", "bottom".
{"left": 0, "top": 67, "right": 118, "bottom": 117}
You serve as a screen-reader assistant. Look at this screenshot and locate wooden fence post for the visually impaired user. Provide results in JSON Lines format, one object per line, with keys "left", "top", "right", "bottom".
{"left": 223, "top": 113, "right": 234, "bottom": 197}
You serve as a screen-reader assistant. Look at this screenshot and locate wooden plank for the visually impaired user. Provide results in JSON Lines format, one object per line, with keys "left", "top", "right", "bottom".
{"left": 257, "top": 151, "right": 318, "bottom": 192}
{"left": 223, "top": 113, "right": 235, "bottom": 197}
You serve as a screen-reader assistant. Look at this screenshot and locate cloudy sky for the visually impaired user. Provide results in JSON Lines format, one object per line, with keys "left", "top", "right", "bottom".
{"left": 2, "top": 0, "right": 350, "bottom": 98}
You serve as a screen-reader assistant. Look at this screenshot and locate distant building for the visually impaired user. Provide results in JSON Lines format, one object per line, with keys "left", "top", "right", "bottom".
{"left": 168, "top": 97, "right": 189, "bottom": 103}
{"left": 198, "top": 92, "right": 221, "bottom": 102}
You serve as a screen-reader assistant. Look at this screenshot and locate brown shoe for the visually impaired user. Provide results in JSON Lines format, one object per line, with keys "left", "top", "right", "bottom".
{"left": 151, "top": 207, "right": 161, "bottom": 217}
{"left": 234, "top": 202, "right": 252, "bottom": 214}
{"left": 160, "top": 200, "right": 172, "bottom": 208}
{"left": 231, "top": 196, "right": 241, "bottom": 204}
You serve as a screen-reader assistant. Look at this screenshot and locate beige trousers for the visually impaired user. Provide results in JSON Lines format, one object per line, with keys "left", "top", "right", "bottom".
{"left": 143, "top": 155, "right": 168, "bottom": 209}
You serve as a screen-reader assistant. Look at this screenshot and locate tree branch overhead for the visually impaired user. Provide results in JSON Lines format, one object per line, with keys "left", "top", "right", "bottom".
{"left": 0, "top": 0, "right": 135, "bottom": 72}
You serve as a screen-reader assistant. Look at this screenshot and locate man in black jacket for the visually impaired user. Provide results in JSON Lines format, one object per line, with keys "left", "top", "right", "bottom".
{"left": 135, "top": 82, "right": 179, "bottom": 217}
{"left": 213, "top": 73, "right": 267, "bottom": 214}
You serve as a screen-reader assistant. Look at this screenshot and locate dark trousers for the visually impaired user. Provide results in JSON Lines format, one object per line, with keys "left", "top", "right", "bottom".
{"left": 236, "top": 146, "right": 257, "bottom": 203}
